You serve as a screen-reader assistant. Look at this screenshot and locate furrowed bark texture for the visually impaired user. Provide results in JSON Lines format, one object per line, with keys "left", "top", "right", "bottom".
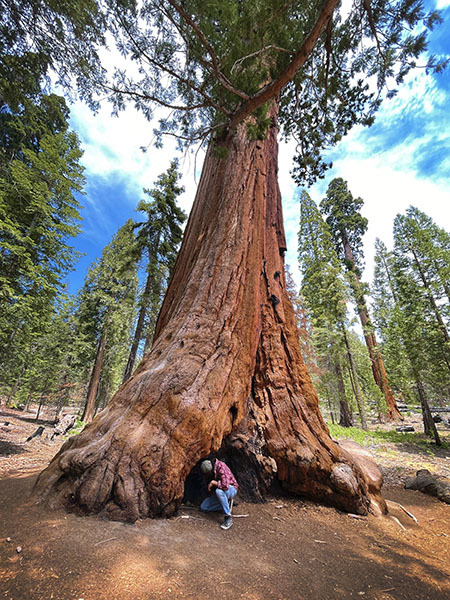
{"left": 35, "top": 106, "right": 372, "bottom": 521}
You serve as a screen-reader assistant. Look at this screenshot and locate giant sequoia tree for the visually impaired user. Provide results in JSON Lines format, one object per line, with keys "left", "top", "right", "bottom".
{"left": 35, "top": 0, "right": 444, "bottom": 521}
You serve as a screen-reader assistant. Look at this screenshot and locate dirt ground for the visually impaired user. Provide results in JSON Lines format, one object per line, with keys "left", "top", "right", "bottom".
{"left": 0, "top": 408, "right": 449, "bottom": 600}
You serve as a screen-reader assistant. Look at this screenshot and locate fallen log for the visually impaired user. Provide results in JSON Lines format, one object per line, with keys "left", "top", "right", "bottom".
{"left": 25, "top": 426, "right": 45, "bottom": 442}
{"left": 405, "top": 469, "right": 450, "bottom": 504}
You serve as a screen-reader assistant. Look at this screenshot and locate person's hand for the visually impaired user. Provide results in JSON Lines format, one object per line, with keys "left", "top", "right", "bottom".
{"left": 208, "top": 480, "right": 218, "bottom": 492}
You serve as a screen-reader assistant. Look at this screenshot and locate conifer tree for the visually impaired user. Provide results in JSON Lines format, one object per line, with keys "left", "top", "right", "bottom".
{"left": 36, "top": 0, "right": 446, "bottom": 520}
{"left": 372, "top": 238, "right": 413, "bottom": 402}
{"left": 0, "top": 93, "right": 84, "bottom": 399}
{"left": 394, "top": 207, "right": 450, "bottom": 369}
{"left": 77, "top": 220, "right": 139, "bottom": 423}
{"left": 284, "top": 265, "right": 319, "bottom": 382}
{"left": 372, "top": 237, "right": 442, "bottom": 444}
{"left": 0, "top": 0, "right": 107, "bottom": 109}
{"left": 123, "top": 160, "right": 186, "bottom": 382}
{"left": 298, "top": 190, "right": 370, "bottom": 428}
{"left": 320, "top": 178, "right": 402, "bottom": 421}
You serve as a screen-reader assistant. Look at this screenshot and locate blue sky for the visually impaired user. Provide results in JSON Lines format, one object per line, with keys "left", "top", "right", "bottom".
{"left": 66, "top": 0, "right": 450, "bottom": 295}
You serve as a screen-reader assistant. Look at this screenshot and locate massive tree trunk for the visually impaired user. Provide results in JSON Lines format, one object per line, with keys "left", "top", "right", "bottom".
{"left": 35, "top": 106, "right": 374, "bottom": 522}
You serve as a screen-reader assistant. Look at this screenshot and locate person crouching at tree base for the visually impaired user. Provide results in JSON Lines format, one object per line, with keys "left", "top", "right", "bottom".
{"left": 200, "top": 459, "right": 238, "bottom": 530}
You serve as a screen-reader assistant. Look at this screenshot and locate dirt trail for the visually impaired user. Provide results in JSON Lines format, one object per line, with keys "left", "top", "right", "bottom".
{"left": 1, "top": 409, "right": 449, "bottom": 600}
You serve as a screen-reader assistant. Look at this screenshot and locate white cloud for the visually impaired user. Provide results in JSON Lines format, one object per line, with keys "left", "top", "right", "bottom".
{"left": 70, "top": 100, "right": 202, "bottom": 213}
{"left": 66, "top": 47, "right": 449, "bottom": 297}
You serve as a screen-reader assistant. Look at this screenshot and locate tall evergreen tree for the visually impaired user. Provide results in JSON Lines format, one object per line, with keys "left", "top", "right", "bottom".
{"left": 0, "top": 0, "right": 107, "bottom": 109}
{"left": 372, "top": 238, "right": 413, "bottom": 401}
{"left": 123, "top": 160, "right": 186, "bottom": 382}
{"left": 77, "top": 220, "right": 139, "bottom": 423}
{"left": 298, "top": 190, "right": 370, "bottom": 428}
{"left": 284, "top": 264, "right": 320, "bottom": 383}
{"left": 36, "top": 1, "right": 446, "bottom": 520}
{"left": 0, "top": 93, "right": 84, "bottom": 398}
{"left": 394, "top": 207, "right": 450, "bottom": 368}
{"left": 372, "top": 237, "right": 442, "bottom": 444}
{"left": 320, "top": 178, "right": 402, "bottom": 421}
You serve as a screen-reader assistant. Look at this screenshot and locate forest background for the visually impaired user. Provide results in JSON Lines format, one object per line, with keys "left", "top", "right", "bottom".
{"left": 1, "top": 0, "right": 450, "bottom": 432}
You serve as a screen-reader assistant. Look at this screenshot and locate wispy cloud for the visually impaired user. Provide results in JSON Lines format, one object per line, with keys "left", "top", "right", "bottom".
{"left": 65, "top": 3, "right": 450, "bottom": 296}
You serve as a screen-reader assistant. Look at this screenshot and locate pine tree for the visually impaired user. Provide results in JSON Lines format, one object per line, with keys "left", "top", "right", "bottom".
{"left": 298, "top": 190, "right": 369, "bottom": 427}
{"left": 76, "top": 220, "right": 139, "bottom": 423}
{"left": 394, "top": 207, "right": 450, "bottom": 369}
{"left": 372, "top": 237, "right": 442, "bottom": 444}
{"left": 320, "top": 178, "right": 402, "bottom": 421}
{"left": 123, "top": 160, "right": 186, "bottom": 381}
{"left": 0, "top": 93, "right": 84, "bottom": 399}
{"left": 0, "top": 0, "right": 106, "bottom": 109}
{"left": 372, "top": 238, "right": 413, "bottom": 403}
{"left": 285, "top": 265, "right": 319, "bottom": 381}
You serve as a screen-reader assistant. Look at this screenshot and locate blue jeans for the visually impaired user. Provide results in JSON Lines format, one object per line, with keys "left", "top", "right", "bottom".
{"left": 200, "top": 485, "right": 237, "bottom": 517}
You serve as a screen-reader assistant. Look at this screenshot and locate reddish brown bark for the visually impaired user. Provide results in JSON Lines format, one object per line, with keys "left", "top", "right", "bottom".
{"left": 35, "top": 105, "right": 375, "bottom": 522}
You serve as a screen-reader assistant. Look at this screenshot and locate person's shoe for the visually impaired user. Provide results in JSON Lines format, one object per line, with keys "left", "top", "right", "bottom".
{"left": 220, "top": 515, "right": 233, "bottom": 530}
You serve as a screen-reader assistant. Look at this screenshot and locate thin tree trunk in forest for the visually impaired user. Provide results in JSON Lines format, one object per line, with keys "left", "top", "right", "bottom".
{"left": 342, "top": 326, "right": 367, "bottom": 430}
{"left": 7, "top": 359, "right": 27, "bottom": 404}
{"left": 35, "top": 380, "right": 49, "bottom": 421}
{"left": 24, "top": 389, "right": 33, "bottom": 412}
{"left": 123, "top": 272, "right": 154, "bottom": 382}
{"left": 334, "top": 360, "right": 353, "bottom": 427}
{"left": 82, "top": 330, "right": 107, "bottom": 423}
{"left": 414, "top": 374, "right": 441, "bottom": 446}
{"left": 144, "top": 277, "right": 162, "bottom": 354}
{"left": 35, "top": 104, "right": 377, "bottom": 521}
{"left": 343, "top": 240, "right": 402, "bottom": 421}
{"left": 123, "top": 231, "right": 164, "bottom": 382}
{"left": 410, "top": 246, "right": 450, "bottom": 371}
{"left": 326, "top": 391, "right": 336, "bottom": 424}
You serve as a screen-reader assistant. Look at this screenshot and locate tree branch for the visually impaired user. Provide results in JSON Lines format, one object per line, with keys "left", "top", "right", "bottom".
{"left": 362, "top": 0, "right": 386, "bottom": 63}
{"left": 164, "top": 0, "right": 251, "bottom": 101}
{"left": 231, "top": 46, "right": 294, "bottom": 73}
{"left": 101, "top": 83, "right": 209, "bottom": 112}
{"left": 252, "top": 0, "right": 297, "bottom": 33}
{"left": 229, "top": 0, "right": 340, "bottom": 129}
{"left": 116, "top": 12, "right": 232, "bottom": 117}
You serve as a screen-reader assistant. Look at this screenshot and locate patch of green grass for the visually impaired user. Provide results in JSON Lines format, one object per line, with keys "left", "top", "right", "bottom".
{"left": 328, "top": 423, "right": 449, "bottom": 451}
{"left": 64, "top": 419, "right": 84, "bottom": 437}
{"left": 328, "top": 425, "right": 370, "bottom": 446}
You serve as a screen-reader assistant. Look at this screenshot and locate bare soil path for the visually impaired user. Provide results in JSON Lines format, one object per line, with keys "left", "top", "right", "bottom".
{"left": 1, "top": 409, "right": 449, "bottom": 600}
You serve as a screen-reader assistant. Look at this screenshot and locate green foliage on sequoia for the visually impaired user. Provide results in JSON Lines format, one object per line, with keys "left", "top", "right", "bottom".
{"left": 102, "top": 0, "right": 445, "bottom": 183}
